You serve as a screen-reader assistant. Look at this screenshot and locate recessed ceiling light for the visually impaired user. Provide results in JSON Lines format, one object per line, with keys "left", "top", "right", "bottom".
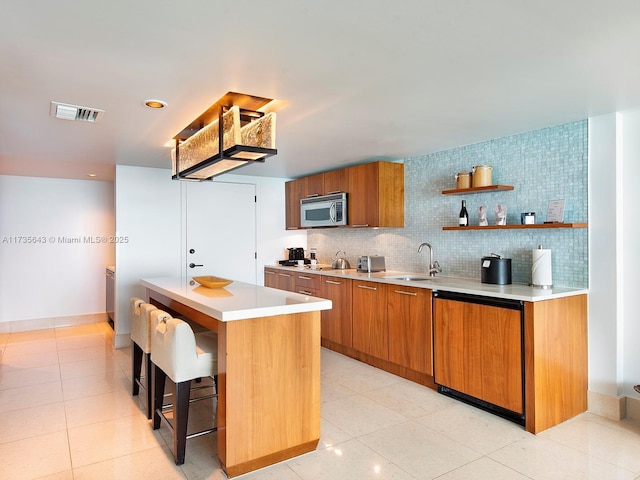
{"left": 144, "top": 99, "right": 167, "bottom": 109}
{"left": 87, "top": 173, "right": 97, "bottom": 178}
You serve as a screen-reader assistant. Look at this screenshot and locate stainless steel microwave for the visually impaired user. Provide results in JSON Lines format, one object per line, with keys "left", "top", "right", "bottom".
{"left": 300, "top": 193, "right": 347, "bottom": 227}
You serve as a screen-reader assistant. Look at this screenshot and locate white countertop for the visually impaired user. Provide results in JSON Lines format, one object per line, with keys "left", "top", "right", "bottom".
{"left": 141, "top": 276, "right": 332, "bottom": 322}
{"left": 267, "top": 265, "right": 588, "bottom": 302}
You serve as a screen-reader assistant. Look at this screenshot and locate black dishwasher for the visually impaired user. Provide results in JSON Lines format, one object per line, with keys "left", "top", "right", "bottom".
{"left": 432, "top": 291, "right": 525, "bottom": 425}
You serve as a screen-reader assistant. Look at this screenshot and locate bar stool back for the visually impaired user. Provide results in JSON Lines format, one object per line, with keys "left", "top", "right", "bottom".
{"left": 130, "top": 297, "right": 157, "bottom": 418}
{"left": 150, "top": 311, "right": 218, "bottom": 465}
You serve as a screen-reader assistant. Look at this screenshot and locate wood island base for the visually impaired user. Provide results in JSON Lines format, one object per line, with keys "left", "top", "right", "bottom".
{"left": 148, "top": 290, "right": 321, "bottom": 478}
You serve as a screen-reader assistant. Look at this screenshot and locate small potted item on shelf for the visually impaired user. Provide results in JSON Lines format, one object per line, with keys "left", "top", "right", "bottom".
{"left": 494, "top": 204, "right": 507, "bottom": 225}
{"left": 478, "top": 206, "right": 488, "bottom": 226}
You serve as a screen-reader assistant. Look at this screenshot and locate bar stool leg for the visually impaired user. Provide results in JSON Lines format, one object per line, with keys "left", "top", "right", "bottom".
{"left": 145, "top": 353, "right": 153, "bottom": 419}
{"left": 132, "top": 342, "right": 143, "bottom": 396}
{"left": 152, "top": 364, "right": 167, "bottom": 430}
{"left": 174, "top": 380, "right": 192, "bottom": 465}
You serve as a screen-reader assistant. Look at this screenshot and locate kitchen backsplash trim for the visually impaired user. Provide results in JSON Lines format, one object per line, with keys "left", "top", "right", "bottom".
{"left": 308, "top": 120, "right": 588, "bottom": 288}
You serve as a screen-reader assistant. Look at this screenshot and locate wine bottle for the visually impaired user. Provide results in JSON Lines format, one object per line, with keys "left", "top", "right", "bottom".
{"left": 459, "top": 200, "right": 469, "bottom": 227}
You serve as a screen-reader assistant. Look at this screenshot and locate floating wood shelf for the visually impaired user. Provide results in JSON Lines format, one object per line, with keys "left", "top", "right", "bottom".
{"left": 443, "top": 223, "right": 588, "bottom": 231}
{"left": 442, "top": 185, "right": 515, "bottom": 195}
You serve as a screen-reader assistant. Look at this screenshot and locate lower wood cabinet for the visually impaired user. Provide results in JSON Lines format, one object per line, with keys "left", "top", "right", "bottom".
{"left": 320, "top": 277, "right": 352, "bottom": 347}
{"left": 433, "top": 296, "right": 523, "bottom": 414}
{"left": 387, "top": 285, "right": 433, "bottom": 376}
{"left": 264, "top": 267, "right": 295, "bottom": 291}
{"left": 352, "top": 279, "right": 388, "bottom": 359}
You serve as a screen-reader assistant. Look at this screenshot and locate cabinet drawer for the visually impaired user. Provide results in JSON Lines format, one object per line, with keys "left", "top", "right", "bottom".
{"left": 295, "top": 287, "right": 321, "bottom": 297}
{"left": 295, "top": 272, "right": 321, "bottom": 290}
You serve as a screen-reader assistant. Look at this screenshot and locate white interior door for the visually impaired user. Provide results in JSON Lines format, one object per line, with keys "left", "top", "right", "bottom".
{"left": 185, "top": 181, "right": 257, "bottom": 284}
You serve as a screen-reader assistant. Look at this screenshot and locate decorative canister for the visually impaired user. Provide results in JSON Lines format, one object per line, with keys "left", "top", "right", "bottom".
{"left": 455, "top": 172, "right": 472, "bottom": 189}
{"left": 472, "top": 165, "right": 493, "bottom": 187}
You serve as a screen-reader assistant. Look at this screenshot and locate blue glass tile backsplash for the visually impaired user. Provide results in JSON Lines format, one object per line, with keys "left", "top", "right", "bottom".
{"left": 308, "top": 120, "right": 588, "bottom": 288}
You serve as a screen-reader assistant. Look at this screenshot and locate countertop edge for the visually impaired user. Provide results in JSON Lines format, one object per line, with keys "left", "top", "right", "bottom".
{"left": 265, "top": 265, "right": 588, "bottom": 302}
{"left": 142, "top": 277, "right": 332, "bottom": 322}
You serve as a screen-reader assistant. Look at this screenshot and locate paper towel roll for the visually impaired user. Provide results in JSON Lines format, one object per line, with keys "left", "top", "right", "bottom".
{"left": 532, "top": 248, "right": 552, "bottom": 288}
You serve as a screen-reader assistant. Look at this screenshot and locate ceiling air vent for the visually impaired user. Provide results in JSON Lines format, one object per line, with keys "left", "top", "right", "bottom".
{"left": 50, "top": 101, "right": 105, "bottom": 123}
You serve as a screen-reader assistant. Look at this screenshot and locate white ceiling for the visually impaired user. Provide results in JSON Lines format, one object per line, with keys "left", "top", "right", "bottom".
{"left": 1, "top": 1, "right": 639, "bottom": 182}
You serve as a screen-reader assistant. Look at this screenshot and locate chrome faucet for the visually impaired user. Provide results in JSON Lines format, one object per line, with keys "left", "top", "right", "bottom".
{"left": 418, "top": 242, "right": 442, "bottom": 277}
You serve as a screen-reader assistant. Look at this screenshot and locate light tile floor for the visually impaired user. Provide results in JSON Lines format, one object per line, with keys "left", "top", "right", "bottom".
{"left": 1, "top": 322, "right": 640, "bottom": 480}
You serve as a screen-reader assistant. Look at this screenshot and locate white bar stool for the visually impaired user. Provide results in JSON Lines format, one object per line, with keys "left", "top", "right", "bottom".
{"left": 150, "top": 310, "right": 218, "bottom": 465}
{"left": 130, "top": 297, "right": 158, "bottom": 419}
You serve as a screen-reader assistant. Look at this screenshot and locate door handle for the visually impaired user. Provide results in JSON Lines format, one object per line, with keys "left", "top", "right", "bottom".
{"left": 189, "top": 263, "right": 203, "bottom": 268}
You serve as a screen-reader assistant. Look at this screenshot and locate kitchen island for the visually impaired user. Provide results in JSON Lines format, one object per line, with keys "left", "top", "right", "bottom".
{"left": 141, "top": 276, "right": 331, "bottom": 478}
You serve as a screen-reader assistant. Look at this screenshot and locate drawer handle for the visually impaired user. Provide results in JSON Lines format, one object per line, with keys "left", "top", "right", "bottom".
{"left": 299, "top": 290, "right": 313, "bottom": 295}
{"left": 299, "top": 275, "right": 313, "bottom": 280}
{"left": 279, "top": 273, "right": 291, "bottom": 278}
{"left": 325, "top": 280, "right": 341, "bottom": 285}
{"left": 265, "top": 271, "right": 275, "bottom": 275}
{"left": 352, "top": 224, "right": 369, "bottom": 228}
{"left": 394, "top": 290, "right": 417, "bottom": 296}
{"left": 357, "top": 285, "right": 377, "bottom": 291}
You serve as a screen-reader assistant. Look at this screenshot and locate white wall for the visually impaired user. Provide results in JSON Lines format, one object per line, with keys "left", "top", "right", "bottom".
{"left": 588, "top": 114, "right": 621, "bottom": 396}
{"left": 589, "top": 111, "right": 640, "bottom": 399}
{"left": 0, "top": 175, "right": 114, "bottom": 323}
{"left": 114, "top": 166, "right": 182, "bottom": 346}
{"left": 113, "top": 166, "right": 304, "bottom": 347}
{"left": 621, "top": 111, "right": 640, "bottom": 396}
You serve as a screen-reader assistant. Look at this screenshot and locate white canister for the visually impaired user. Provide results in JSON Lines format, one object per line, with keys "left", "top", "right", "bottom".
{"left": 532, "top": 245, "right": 552, "bottom": 288}
{"left": 472, "top": 165, "right": 493, "bottom": 187}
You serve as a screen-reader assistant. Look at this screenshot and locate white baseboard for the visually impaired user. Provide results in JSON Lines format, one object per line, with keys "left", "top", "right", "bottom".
{"left": 626, "top": 396, "right": 640, "bottom": 426}
{"left": 1, "top": 312, "right": 108, "bottom": 333}
{"left": 588, "top": 389, "right": 640, "bottom": 426}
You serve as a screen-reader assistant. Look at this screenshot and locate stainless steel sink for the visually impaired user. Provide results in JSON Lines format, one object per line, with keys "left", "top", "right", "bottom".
{"left": 384, "top": 275, "right": 433, "bottom": 281}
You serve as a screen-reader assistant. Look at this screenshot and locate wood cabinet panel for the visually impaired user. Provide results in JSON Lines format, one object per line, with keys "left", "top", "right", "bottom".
{"left": 276, "top": 271, "right": 296, "bottom": 292}
{"left": 323, "top": 169, "right": 349, "bottom": 195}
{"left": 295, "top": 272, "right": 321, "bottom": 291}
{"left": 304, "top": 173, "right": 325, "bottom": 198}
{"left": 524, "top": 295, "right": 588, "bottom": 433}
{"left": 285, "top": 179, "right": 305, "bottom": 229}
{"left": 433, "top": 298, "right": 523, "bottom": 414}
{"left": 320, "top": 277, "right": 353, "bottom": 347}
{"left": 387, "top": 285, "right": 433, "bottom": 375}
{"left": 264, "top": 268, "right": 279, "bottom": 288}
{"left": 352, "top": 280, "right": 388, "bottom": 359}
{"left": 347, "top": 161, "right": 404, "bottom": 227}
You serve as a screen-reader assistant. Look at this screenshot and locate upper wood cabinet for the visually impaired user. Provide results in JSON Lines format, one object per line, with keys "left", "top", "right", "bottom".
{"left": 285, "top": 160, "right": 404, "bottom": 229}
{"left": 347, "top": 161, "right": 404, "bottom": 228}
{"left": 285, "top": 179, "right": 305, "bottom": 230}
{"left": 323, "top": 168, "right": 349, "bottom": 195}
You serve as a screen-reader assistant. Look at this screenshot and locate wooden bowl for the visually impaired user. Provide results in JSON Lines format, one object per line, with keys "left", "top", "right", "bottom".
{"left": 192, "top": 276, "right": 233, "bottom": 289}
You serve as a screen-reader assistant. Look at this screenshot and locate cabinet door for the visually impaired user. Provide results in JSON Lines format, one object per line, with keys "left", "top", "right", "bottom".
{"left": 352, "top": 280, "right": 387, "bottom": 359}
{"left": 321, "top": 277, "right": 352, "bottom": 347}
{"left": 276, "top": 271, "right": 296, "bottom": 292}
{"left": 387, "top": 285, "right": 433, "bottom": 375}
{"left": 434, "top": 298, "right": 470, "bottom": 394}
{"left": 433, "top": 298, "right": 522, "bottom": 414}
{"left": 264, "top": 268, "right": 278, "bottom": 288}
{"left": 348, "top": 163, "right": 379, "bottom": 227}
{"left": 304, "top": 173, "right": 325, "bottom": 198}
{"left": 285, "top": 179, "right": 305, "bottom": 229}
{"left": 480, "top": 305, "right": 522, "bottom": 412}
{"left": 347, "top": 161, "right": 404, "bottom": 227}
{"left": 323, "top": 169, "right": 349, "bottom": 195}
